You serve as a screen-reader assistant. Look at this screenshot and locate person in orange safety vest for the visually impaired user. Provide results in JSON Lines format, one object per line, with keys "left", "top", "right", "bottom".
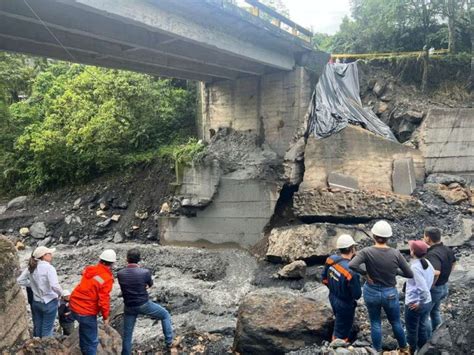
{"left": 70, "top": 249, "right": 116, "bottom": 355}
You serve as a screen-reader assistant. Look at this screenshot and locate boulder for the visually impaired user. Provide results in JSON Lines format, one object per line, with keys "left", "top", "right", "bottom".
{"left": 7, "top": 196, "right": 28, "bottom": 210}
{"left": 233, "top": 291, "right": 333, "bottom": 355}
{"left": 424, "top": 183, "right": 469, "bottom": 205}
{"left": 404, "top": 110, "right": 424, "bottom": 124}
{"left": 267, "top": 224, "right": 369, "bottom": 263}
{"left": 372, "top": 80, "right": 386, "bottom": 97}
{"left": 426, "top": 173, "right": 467, "bottom": 187}
{"left": 293, "top": 189, "right": 422, "bottom": 220}
{"left": 16, "top": 324, "right": 122, "bottom": 354}
{"left": 0, "top": 236, "right": 29, "bottom": 351}
{"left": 30, "top": 222, "right": 47, "bottom": 239}
{"left": 113, "top": 232, "right": 124, "bottom": 244}
{"left": 277, "top": 260, "right": 307, "bottom": 279}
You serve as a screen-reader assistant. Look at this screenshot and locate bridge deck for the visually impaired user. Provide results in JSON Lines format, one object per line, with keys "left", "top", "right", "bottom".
{"left": 0, "top": 0, "right": 323, "bottom": 81}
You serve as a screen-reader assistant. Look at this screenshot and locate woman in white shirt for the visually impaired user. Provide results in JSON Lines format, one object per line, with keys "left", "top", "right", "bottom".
{"left": 18, "top": 246, "right": 62, "bottom": 338}
{"left": 405, "top": 240, "right": 435, "bottom": 354}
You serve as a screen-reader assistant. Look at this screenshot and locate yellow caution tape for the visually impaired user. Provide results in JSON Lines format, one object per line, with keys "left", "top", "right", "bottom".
{"left": 331, "top": 49, "right": 449, "bottom": 59}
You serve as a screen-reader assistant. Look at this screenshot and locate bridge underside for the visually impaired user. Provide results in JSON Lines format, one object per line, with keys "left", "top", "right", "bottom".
{"left": 0, "top": 0, "right": 325, "bottom": 82}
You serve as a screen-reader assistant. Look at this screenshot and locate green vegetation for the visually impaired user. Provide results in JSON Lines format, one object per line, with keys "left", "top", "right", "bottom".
{"left": 314, "top": 0, "right": 471, "bottom": 54}
{"left": 0, "top": 53, "right": 197, "bottom": 193}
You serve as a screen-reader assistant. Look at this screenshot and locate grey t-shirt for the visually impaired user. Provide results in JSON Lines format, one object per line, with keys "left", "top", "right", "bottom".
{"left": 349, "top": 246, "right": 413, "bottom": 287}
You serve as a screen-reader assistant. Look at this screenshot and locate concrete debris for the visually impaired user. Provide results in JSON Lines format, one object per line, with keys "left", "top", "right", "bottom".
{"left": 293, "top": 189, "right": 422, "bottom": 220}
{"left": 426, "top": 173, "right": 467, "bottom": 187}
{"left": 6, "top": 196, "right": 28, "bottom": 210}
{"left": 267, "top": 224, "right": 369, "bottom": 263}
{"left": 29, "top": 222, "right": 47, "bottom": 239}
{"left": 392, "top": 157, "right": 416, "bottom": 195}
{"left": 277, "top": 260, "right": 307, "bottom": 279}
{"left": 424, "top": 183, "right": 470, "bottom": 205}
{"left": 327, "top": 172, "right": 359, "bottom": 192}
{"left": 300, "top": 126, "right": 424, "bottom": 193}
{"left": 233, "top": 290, "right": 333, "bottom": 355}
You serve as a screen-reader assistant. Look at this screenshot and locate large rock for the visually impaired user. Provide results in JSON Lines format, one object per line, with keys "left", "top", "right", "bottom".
{"left": 0, "top": 236, "right": 29, "bottom": 351}
{"left": 16, "top": 324, "right": 122, "bottom": 354}
{"left": 30, "top": 221, "right": 47, "bottom": 239}
{"left": 277, "top": 260, "right": 307, "bottom": 279}
{"left": 233, "top": 291, "right": 334, "bottom": 354}
{"left": 426, "top": 173, "right": 468, "bottom": 186}
{"left": 6, "top": 196, "right": 28, "bottom": 210}
{"left": 293, "top": 189, "right": 422, "bottom": 220}
{"left": 267, "top": 224, "right": 369, "bottom": 263}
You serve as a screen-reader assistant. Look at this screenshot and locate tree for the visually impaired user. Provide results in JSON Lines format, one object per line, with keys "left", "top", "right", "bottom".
{"left": 260, "top": 0, "right": 289, "bottom": 17}
{"left": 438, "top": 0, "right": 469, "bottom": 53}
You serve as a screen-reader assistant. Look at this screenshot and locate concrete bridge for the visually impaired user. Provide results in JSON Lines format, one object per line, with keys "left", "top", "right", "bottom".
{"left": 0, "top": 0, "right": 330, "bottom": 248}
{"left": 0, "top": 0, "right": 326, "bottom": 82}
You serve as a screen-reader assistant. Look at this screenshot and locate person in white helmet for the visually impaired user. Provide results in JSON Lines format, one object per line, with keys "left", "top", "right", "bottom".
{"left": 70, "top": 249, "right": 116, "bottom": 355}
{"left": 17, "top": 246, "right": 62, "bottom": 338}
{"left": 322, "top": 234, "right": 361, "bottom": 343}
{"left": 349, "top": 220, "right": 413, "bottom": 355}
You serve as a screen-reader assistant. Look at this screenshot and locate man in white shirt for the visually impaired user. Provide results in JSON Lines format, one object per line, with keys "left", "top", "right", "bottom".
{"left": 18, "top": 246, "right": 62, "bottom": 337}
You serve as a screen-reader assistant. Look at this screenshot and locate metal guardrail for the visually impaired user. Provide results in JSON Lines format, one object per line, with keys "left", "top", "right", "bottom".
{"left": 235, "top": 0, "right": 313, "bottom": 42}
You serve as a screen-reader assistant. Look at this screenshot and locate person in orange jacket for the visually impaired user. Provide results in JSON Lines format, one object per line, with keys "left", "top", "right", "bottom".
{"left": 70, "top": 249, "right": 116, "bottom": 355}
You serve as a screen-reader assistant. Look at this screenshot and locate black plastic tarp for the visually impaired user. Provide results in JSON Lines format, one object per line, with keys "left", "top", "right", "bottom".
{"left": 308, "top": 62, "right": 397, "bottom": 141}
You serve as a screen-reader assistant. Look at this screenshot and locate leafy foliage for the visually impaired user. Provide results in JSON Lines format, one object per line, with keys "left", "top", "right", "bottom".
{"left": 313, "top": 0, "right": 471, "bottom": 54}
{"left": 0, "top": 54, "right": 196, "bottom": 193}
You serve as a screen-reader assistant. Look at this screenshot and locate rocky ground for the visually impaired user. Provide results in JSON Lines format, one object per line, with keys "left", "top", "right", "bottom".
{"left": 1, "top": 61, "right": 473, "bottom": 354}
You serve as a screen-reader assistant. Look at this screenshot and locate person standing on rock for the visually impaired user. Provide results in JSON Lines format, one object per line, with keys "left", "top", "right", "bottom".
{"left": 423, "top": 227, "right": 456, "bottom": 336}
{"left": 349, "top": 220, "right": 413, "bottom": 354}
{"left": 322, "top": 234, "right": 361, "bottom": 343}
{"left": 70, "top": 249, "right": 116, "bottom": 355}
{"left": 117, "top": 248, "right": 174, "bottom": 355}
{"left": 17, "top": 246, "right": 63, "bottom": 338}
{"left": 404, "top": 240, "right": 434, "bottom": 353}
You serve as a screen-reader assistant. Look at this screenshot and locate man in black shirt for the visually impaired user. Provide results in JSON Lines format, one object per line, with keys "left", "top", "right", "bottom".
{"left": 423, "top": 227, "right": 456, "bottom": 336}
{"left": 117, "top": 249, "right": 173, "bottom": 355}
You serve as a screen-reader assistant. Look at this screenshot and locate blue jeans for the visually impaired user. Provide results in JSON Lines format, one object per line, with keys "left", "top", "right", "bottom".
{"left": 363, "top": 283, "right": 407, "bottom": 351}
{"left": 426, "top": 284, "right": 448, "bottom": 336}
{"left": 405, "top": 302, "right": 431, "bottom": 351}
{"left": 31, "top": 299, "right": 58, "bottom": 338}
{"left": 329, "top": 294, "right": 356, "bottom": 340}
{"left": 122, "top": 300, "right": 173, "bottom": 355}
{"left": 73, "top": 313, "right": 98, "bottom": 355}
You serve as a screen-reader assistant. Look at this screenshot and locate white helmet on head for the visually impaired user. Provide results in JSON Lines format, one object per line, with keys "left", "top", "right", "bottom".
{"left": 99, "top": 249, "right": 117, "bottom": 263}
{"left": 371, "top": 220, "right": 393, "bottom": 238}
{"left": 62, "top": 290, "right": 71, "bottom": 297}
{"left": 336, "top": 234, "right": 357, "bottom": 249}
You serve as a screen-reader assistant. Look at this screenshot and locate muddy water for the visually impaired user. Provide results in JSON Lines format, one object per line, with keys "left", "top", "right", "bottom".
{"left": 17, "top": 242, "right": 259, "bottom": 345}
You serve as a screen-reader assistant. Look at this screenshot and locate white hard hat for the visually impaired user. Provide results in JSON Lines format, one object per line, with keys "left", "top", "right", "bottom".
{"left": 32, "top": 246, "right": 56, "bottom": 259}
{"left": 62, "top": 290, "right": 71, "bottom": 297}
{"left": 99, "top": 249, "right": 117, "bottom": 263}
{"left": 336, "top": 234, "right": 357, "bottom": 249}
{"left": 371, "top": 220, "right": 393, "bottom": 238}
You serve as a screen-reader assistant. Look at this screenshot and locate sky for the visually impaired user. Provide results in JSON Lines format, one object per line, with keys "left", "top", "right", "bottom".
{"left": 283, "top": 0, "right": 351, "bottom": 34}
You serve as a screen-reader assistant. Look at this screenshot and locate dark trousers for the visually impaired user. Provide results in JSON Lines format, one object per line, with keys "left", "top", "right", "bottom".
{"left": 73, "top": 313, "right": 98, "bottom": 355}
{"left": 60, "top": 321, "right": 75, "bottom": 336}
{"left": 329, "top": 294, "right": 356, "bottom": 340}
{"left": 405, "top": 302, "right": 431, "bottom": 352}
